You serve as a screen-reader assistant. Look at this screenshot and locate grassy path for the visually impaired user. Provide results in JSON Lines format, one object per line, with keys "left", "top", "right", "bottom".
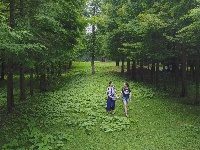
{"left": 1, "top": 62, "right": 200, "bottom": 149}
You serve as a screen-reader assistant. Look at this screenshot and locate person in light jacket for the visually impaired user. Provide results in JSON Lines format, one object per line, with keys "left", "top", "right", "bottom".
{"left": 106, "top": 81, "right": 117, "bottom": 114}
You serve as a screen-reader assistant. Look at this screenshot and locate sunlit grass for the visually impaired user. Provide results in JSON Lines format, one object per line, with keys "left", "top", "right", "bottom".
{"left": 0, "top": 62, "right": 200, "bottom": 149}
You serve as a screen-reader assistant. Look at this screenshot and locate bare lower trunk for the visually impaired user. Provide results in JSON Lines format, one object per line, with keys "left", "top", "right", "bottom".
{"left": 7, "top": 60, "right": 14, "bottom": 113}
{"left": 151, "top": 61, "right": 155, "bottom": 84}
{"left": 69, "top": 60, "right": 72, "bottom": 69}
{"left": 190, "top": 60, "right": 195, "bottom": 81}
{"left": 91, "top": 55, "right": 95, "bottom": 75}
{"left": 195, "top": 59, "right": 200, "bottom": 105}
{"left": 0, "top": 60, "right": 5, "bottom": 80}
{"left": 174, "top": 59, "right": 179, "bottom": 96}
{"left": 127, "top": 59, "right": 131, "bottom": 75}
{"left": 121, "top": 58, "right": 124, "bottom": 73}
{"left": 181, "top": 50, "right": 187, "bottom": 97}
{"left": 147, "top": 59, "right": 150, "bottom": 70}
{"left": 64, "top": 65, "right": 67, "bottom": 73}
{"left": 35, "top": 65, "right": 39, "bottom": 78}
{"left": 163, "top": 65, "right": 167, "bottom": 91}
{"left": 131, "top": 59, "right": 136, "bottom": 80}
{"left": 20, "top": 0, "right": 24, "bottom": 17}
{"left": 30, "top": 68, "right": 34, "bottom": 96}
{"left": 58, "top": 62, "right": 61, "bottom": 76}
{"left": 140, "top": 59, "right": 143, "bottom": 82}
{"left": 156, "top": 62, "right": 159, "bottom": 88}
{"left": 20, "top": 64, "right": 26, "bottom": 101}
{"left": 116, "top": 59, "right": 120, "bottom": 66}
{"left": 40, "top": 74, "right": 46, "bottom": 92}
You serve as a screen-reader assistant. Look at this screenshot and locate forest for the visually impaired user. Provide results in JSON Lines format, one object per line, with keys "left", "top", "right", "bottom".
{"left": 1, "top": 0, "right": 200, "bottom": 149}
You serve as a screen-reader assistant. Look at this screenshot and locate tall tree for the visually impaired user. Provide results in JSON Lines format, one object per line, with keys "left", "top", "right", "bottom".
{"left": 86, "top": 0, "right": 102, "bottom": 74}
{"left": 19, "top": 0, "right": 26, "bottom": 101}
{"left": 7, "top": 0, "right": 15, "bottom": 113}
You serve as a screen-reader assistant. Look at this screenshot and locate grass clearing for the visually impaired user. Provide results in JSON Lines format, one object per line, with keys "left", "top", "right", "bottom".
{"left": 0, "top": 62, "right": 200, "bottom": 149}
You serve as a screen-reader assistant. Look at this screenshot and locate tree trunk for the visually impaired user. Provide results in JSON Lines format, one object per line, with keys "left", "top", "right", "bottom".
{"left": 91, "top": 22, "right": 96, "bottom": 74}
{"left": 156, "top": 62, "right": 159, "bottom": 88}
{"left": 0, "top": 60, "right": 5, "bottom": 80}
{"left": 19, "top": 0, "right": 26, "bottom": 101}
{"left": 40, "top": 74, "right": 46, "bottom": 92}
{"left": 181, "top": 49, "right": 187, "bottom": 97}
{"left": 7, "top": 0, "right": 15, "bottom": 113}
{"left": 173, "top": 58, "right": 179, "bottom": 96}
{"left": 51, "top": 64, "right": 55, "bottom": 75}
{"left": 121, "top": 58, "right": 124, "bottom": 73}
{"left": 91, "top": 55, "right": 95, "bottom": 75}
{"left": 127, "top": 59, "right": 131, "bottom": 75}
{"left": 46, "top": 67, "right": 50, "bottom": 83}
{"left": 147, "top": 62, "right": 150, "bottom": 70}
{"left": 162, "top": 64, "right": 165, "bottom": 72}
{"left": 140, "top": 59, "right": 144, "bottom": 82}
{"left": 58, "top": 62, "right": 61, "bottom": 76}
{"left": 30, "top": 68, "right": 34, "bottom": 96}
{"left": 68, "top": 60, "right": 72, "bottom": 69}
{"left": 64, "top": 65, "right": 67, "bottom": 73}
{"left": 35, "top": 65, "right": 39, "bottom": 78}
{"left": 20, "top": 0, "right": 24, "bottom": 17}
{"left": 151, "top": 61, "right": 155, "bottom": 84}
{"left": 7, "top": 60, "right": 14, "bottom": 113}
{"left": 101, "top": 57, "right": 105, "bottom": 62}
{"left": 190, "top": 60, "right": 195, "bottom": 82}
{"left": 20, "top": 64, "right": 26, "bottom": 101}
{"left": 171, "top": 58, "right": 176, "bottom": 73}
{"left": 163, "top": 64, "right": 167, "bottom": 91}
{"left": 147, "top": 58, "right": 150, "bottom": 70}
{"left": 116, "top": 59, "right": 120, "bottom": 66}
{"left": 195, "top": 59, "right": 200, "bottom": 105}
{"left": 131, "top": 59, "right": 136, "bottom": 80}
{"left": 10, "top": 0, "right": 15, "bottom": 28}
{"left": 186, "top": 61, "right": 189, "bottom": 72}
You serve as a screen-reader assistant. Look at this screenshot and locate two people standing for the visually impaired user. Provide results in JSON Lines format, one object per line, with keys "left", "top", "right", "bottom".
{"left": 106, "top": 81, "right": 132, "bottom": 117}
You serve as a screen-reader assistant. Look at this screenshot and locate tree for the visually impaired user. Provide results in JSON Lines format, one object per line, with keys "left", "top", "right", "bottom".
{"left": 177, "top": 2, "right": 200, "bottom": 103}
{"left": 7, "top": 0, "right": 15, "bottom": 113}
{"left": 85, "top": 0, "right": 102, "bottom": 74}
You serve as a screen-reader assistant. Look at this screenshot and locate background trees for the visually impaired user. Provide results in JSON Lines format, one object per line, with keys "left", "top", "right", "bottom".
{"left": 1, "top": 0, "right": 200, "bottom": 113}
{"left": 93, "top": 0, "right": 200, "bottom": 102}
{"left": 0, "top": 0, "right": 87, "bottom": 112}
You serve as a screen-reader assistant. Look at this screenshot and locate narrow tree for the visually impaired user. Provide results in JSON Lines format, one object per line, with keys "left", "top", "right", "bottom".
{"left": 7, "top": 0, "right": 15, "bottom": 113}
{"left": 181, "top": 47, "right": 187, "bottom": 97}
{"left": 0, "top": 57, "right": 5, "bottom": 80}
{"left": 19, "top": 0, "right": 26, "bottom": 101}
{"left": 127, "top": 59, "right": 131, "bottom": 75}
{"left": 195, "top": 58, "right": 200, "bottom": 104}
{"left": 86, "top": 0, "right": 101, "bottom": 75}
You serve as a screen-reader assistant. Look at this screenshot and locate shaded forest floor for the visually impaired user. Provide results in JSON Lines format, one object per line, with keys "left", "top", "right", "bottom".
{"left": 1, "top": 62, "right": 200, "bottom": 149}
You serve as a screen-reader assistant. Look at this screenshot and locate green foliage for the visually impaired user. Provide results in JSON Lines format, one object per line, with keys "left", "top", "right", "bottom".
{"left": 1, "top": 0, "right": 87, "bottom": 73}
{"left": 93, "top": 0, "right": 200, "bottom": 63}
{"left": 177, "top": 5, "right": 200, "bottom": 47}
{"left": 100, "top": 116, "right": 131, "bottom": 132}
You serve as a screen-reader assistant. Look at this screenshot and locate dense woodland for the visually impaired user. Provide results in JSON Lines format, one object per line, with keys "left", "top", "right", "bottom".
{"left": 1, "top": 1, "right": 200, "bottom": 149}
{"left": 1, "top": 0, "right": 200, "bottom": 113}
{"left": 0, "top": 0, "right": 87, "bottom": 113}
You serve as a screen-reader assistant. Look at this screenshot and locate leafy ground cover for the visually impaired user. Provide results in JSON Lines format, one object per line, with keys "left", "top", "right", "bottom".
{"left": 1, "top": 62, "right": 200, "bottom": 150}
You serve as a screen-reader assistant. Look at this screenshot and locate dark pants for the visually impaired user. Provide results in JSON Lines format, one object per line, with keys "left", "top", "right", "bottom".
{"left": 106, "top": 97, "right": 115, "bottom": 111}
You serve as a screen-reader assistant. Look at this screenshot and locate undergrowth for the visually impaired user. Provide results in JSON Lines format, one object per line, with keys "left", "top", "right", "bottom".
{"left": 0, "top": 62, "right": 200, "bottom": 150}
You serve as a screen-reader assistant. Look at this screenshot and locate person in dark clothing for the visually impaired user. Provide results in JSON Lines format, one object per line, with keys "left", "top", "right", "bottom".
{"left": 120, "top": 82, "right": 132, "bottom": 117}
